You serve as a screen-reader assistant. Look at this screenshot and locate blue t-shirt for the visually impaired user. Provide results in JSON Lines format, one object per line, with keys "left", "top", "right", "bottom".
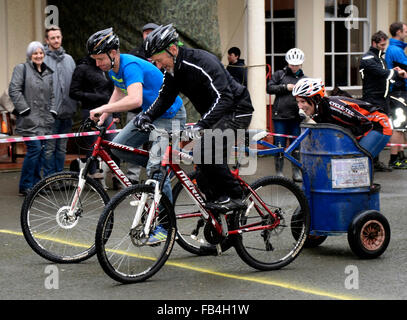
{"left": 109, "top": 54, "right": 182, "bottom": 118}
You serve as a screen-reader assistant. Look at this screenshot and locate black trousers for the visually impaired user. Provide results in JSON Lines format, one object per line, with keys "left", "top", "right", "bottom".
{"left": 195, "top": 92, "right": 253, "bottom": 201}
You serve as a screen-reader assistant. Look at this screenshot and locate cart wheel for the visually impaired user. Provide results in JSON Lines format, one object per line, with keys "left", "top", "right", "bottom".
{"left": 291, "top": 208, "right": 327, "bottom": 248}
{"left": 347, "top": 210, "right": 390, "bottom": 259}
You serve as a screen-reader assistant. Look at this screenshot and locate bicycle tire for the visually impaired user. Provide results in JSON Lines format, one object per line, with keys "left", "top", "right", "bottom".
{"left": 20, "top": 171, "right": 110, "bottom": 263}
{"left": 232, "top": 176, "right": 310, "bottom": 271}
{"left": 172, "top": 171, "right": 233, "bottom": 256}
{"left": 95, "top": 184, "right": 177, "bottom": 284}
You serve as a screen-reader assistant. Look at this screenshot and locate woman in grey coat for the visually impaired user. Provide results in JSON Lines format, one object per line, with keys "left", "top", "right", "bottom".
{"left": 9, "top": 41, "right": 56, "bottom": 196}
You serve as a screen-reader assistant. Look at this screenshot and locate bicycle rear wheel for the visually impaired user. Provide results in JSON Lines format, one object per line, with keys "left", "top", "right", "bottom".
{"left": 95, "top": 184, "right": 176, "bottom": 284}
{"left": 20, "top": 172, "right": 109, "bottom": 263}
{"left": 172, "top": 172, "right": 233, "bottom": 255}
{"left": 232, "top": 176, "right": 310, "bottom": 271}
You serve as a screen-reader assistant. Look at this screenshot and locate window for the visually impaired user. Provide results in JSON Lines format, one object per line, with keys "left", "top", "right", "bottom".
{"left": 265, "top": 0, "right": 296, "bottom": 74}
{"left": 325, "top": 0, "right": 370, "bottom": 90}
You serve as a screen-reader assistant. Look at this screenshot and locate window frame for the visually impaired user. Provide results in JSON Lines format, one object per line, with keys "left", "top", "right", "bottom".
{"left": 324, "top": 0, "right": 371, "bottom": 91}
{"left": 265, "top": 0, "right": 297, "bottom": 74}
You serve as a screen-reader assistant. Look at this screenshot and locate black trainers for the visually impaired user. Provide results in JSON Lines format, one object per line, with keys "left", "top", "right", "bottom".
{"left": 205, "top": 196, "right": 246, "bottom": 214}
{"left": 389, "top": 160, "right": 407, "bottom": 169}
{"left": 374, "top": 161, "right": 392, "bottom": 172}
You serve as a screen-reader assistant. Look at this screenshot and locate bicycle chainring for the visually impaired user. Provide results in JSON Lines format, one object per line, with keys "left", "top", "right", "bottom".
{"left": 204, "top": 220, "right": 224, "bottom": 245}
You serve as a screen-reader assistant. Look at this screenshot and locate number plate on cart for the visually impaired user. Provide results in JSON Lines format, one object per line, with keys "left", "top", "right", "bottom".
{"left": 331, "top": 157, "right": 370, "bottom": 189}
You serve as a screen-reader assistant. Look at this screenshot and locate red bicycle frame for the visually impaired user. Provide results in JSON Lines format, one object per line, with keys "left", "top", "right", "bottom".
{"left": 161, "top": 142, "right": 281, "bottom": 237}
{"left": 90, "top": 134, "right": 149, "bottom": 188}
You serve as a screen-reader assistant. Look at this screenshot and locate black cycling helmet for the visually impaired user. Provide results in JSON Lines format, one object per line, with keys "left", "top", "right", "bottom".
{"left": 87, "top": 28, "right": 120, "bottom": 69}
{"left": 143, "top": 24, "right": 179, "bottom": 58}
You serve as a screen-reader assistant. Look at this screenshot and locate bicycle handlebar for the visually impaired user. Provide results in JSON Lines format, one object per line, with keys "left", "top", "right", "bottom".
{"left": 83, "top": 118, "right": 105, "bottom": 133}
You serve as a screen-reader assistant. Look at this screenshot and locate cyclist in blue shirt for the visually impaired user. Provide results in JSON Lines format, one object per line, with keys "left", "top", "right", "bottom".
{"left": 88, "top": 28, "right": 186, "bottom": 204}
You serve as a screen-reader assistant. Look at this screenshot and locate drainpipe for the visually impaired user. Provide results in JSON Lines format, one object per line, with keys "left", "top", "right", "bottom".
{"left": 247, "top": 0, "right": 267, "bottom": 130}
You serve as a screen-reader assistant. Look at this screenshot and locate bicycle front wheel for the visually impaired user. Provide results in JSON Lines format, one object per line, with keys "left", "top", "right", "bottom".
{"left": 232, "top": 176, "right": 310, "bottom": 271}
{"left": 20, "top": 172, "right": 109, "bottom": 263}
{"left": 95, "top": 184, "right": 176, "bottom": 284}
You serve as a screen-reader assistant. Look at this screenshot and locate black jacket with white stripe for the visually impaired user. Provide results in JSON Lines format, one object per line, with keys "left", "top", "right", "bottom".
{"left": 145, "top": 46, "right": 254, "bottom": 128}
{"left": 359, "top": 46, "right": 399, "bottom": 110}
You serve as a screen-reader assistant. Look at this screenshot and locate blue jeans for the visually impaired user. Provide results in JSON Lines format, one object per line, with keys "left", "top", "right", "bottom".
{"left": 19, "top": 140, "right": 46, "bottom": 191}
{"left": 273, "top": 119, "right": 301, "bottom": 148}
{"left": 43, "top": 118, "right": 73, "bottom": 177}
{"left": 111, "top": 107, "right": 186, "bottom": 203}
{"left": 359, "top": 131, "right": 391, "bottom": 158}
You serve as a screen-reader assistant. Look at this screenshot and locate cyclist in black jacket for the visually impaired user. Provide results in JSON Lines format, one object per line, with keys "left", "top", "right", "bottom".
{"left": 136, "top": 24, "right": 254, "bottom": 212}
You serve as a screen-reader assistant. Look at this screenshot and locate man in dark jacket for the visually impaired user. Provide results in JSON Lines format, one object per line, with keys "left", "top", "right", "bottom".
{"left": 138, "top": 24, "right": 254, "bottom": 212}
{"left": 360, "top": 30, "right": 407, "bottom": 171}
{"left": 267, "top": 48, "right": 305, "bottom": 181}
{"left": 226, "top": 47, "right": 247, "bottom": 87}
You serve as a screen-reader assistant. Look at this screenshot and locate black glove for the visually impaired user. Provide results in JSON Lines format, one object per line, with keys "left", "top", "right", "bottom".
{"left": 133, "top": 113, "right": 154, "bottom": 132}
{"left": 184, "top": 125, "right": 203, "bottom": 140}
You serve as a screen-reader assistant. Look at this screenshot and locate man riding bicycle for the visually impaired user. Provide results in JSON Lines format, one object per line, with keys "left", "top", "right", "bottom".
{"left": 87, "top": 28, "right": 186, "bottom": 205}
{"left": 135, "top": 24, "right": 254, "bottom": 212}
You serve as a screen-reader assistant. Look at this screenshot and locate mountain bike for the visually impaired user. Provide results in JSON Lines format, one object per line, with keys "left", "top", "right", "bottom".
{"left": 95, "top": 126, "right": 310, "bottom": 284}
{"left": 20, "top": 119, "right": 149, "bottom": 263}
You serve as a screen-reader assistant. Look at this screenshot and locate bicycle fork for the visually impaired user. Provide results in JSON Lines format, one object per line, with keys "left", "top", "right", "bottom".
{"left": 66, "top": 168, "right": 87, "bottom": 221}
{"left": 130, "top": 180, "right": 162, "bottom": 238}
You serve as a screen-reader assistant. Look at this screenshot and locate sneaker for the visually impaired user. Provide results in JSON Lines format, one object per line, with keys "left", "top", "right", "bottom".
{"left": 374, "top": 161, "right": 392, "bottom": 172}
{"left": 205, "top": 196, "right": 247, "bottom": 214}
{"left": 389, "top": 160, "right": 407, "bottom": 169}
{"left": 147, "top": 225, "right": 167, "bottom": 245}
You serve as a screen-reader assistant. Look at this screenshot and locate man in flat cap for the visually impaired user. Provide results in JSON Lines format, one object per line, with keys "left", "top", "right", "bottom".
{"left": 129, "top": 23, "right": 159, "bottom": 60}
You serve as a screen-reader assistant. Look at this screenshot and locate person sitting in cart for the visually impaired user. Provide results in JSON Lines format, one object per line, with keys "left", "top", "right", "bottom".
{"left": 292, "top": 78, "right": 392, "bottom": 158}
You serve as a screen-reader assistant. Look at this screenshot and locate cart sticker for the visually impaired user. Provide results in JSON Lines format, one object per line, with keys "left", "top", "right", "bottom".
{"left": 331, "top": 157, "right": 370, "bottom": 189}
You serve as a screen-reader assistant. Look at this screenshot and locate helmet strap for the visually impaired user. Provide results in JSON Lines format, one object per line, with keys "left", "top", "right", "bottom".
{"left": 107, "top": 52, "right": 115, "bottom": 69}
{"left": 165, "top": 45, "right": 178, "bottom": 65}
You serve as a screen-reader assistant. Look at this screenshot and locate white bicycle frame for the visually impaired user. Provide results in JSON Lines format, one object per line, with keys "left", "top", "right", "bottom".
{"left": 129, "top": 179, "right": 162, "bottom": 238}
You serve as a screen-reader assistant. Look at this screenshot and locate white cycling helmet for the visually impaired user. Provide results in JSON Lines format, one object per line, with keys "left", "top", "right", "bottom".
{"left": 285, "top": 48, "right": 305, "bottom": 65}
{"left": 292, "top": 78, "right": 326, "bottom": 99}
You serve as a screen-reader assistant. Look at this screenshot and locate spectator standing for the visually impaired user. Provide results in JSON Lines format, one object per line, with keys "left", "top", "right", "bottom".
{"left": 359, "top": 30, "right": 407, "bottom": 172}
{"left": 385, "top": 22, "right": 407, "bottom": 169}
{"left": 8, "top": 42, "right": 55, "bottom": 195}
{"left": 226, "top": 47, "right": 247, "bottom": 87}
{"left": 267, "top": 48, "right": 306, "bottom": 182}
{"left": 43, "top": 26, "right": 77, "bottom": 177}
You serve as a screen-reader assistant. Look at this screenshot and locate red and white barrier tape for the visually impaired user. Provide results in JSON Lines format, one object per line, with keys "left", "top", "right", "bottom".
{"left": 265, "top": 132, "right": 407, "bottom": 147}
{"left": 1, "top": 130, "right": 407, "bottom": 148}
{"left": 0, "top": 129, "right": 121, "bottom": 144}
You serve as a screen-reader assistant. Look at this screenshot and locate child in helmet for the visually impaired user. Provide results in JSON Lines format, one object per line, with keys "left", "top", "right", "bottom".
{"left": 267, "top": 48, "right": 306, "bottom": 182}
{"left": 292, "top": 78, "right": 392, "bottom": 158}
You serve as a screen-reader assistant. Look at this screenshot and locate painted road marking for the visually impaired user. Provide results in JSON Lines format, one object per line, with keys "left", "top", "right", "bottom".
{"left": 0, "top": 229, "right": 363, "bottom": 300}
